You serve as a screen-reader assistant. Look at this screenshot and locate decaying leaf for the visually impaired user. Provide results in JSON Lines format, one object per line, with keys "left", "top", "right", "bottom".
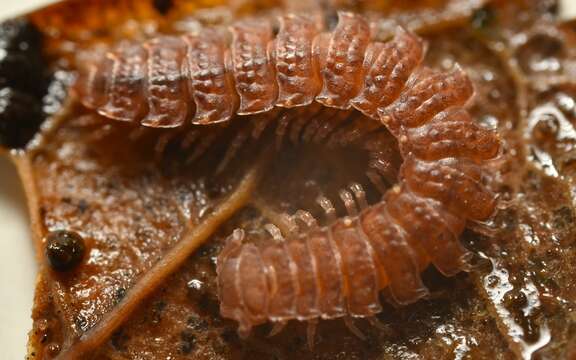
{"left": 0, "top": 0, "right": 575, "bottom": 359}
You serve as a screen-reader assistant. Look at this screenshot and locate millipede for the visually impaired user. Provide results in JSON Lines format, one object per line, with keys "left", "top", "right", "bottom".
{"left": 73, "top": 9, "right": 501, "bottom": 351}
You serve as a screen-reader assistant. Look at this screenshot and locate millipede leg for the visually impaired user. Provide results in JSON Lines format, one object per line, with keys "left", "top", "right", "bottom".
{"left": 307, "top": 318, "right": 318, "bottom": 350}
{"left": 268, "top": 321, "right": 287, "bottom": 337}
{"left": 87, "top": 123, "right": 114, "bottom": 143}
{"left": 381, "top": 288, "right": 402, "bottom": 309}
{"left": 252, "top": 114, "right": 274, "bottom": 140}
{"left": 128, "top": 126, "right": 149, "bottom": 142}
{"left": 327, "top": 126, "right": 360, "bottom": 148}
{"left": 282, "top": 213, "right": 300, "bottom": 237}
{"left": 328, "top": 115, "right": 381, "bottom": 148}
{"left": 228, "top": 228, "right": 246, "bottom": 246}
{"left": 217, "top": 128, "right": 250, "bottom": 173}
{"left": 252, "top": 198, "right": 297, "bottom": 236}
{"left": 343, "top": 317, "right": 366, "bottom": 340}
{"left": 467, "top": 219, "right": 499, "bottom": 237}
{"left": 339, "top": 189, "right": 358, "bottom": 216}
{"left": 276, "top": 112, "right": 292, "bottom": 148}
{"left": 265, "top": 223, "right": 286, "bottom": 243}
{"left": 302, "top": 109, "right": 333, "bottom": 143}
{"left": 186, "top": 132, "right": 218, "bottom": 164}
{"left": 367, "top": 171, "right": 387, "bottom": 195}
{"left": 494, "top": 191, "right": 517, "bottom": 210}
{"left": 290, "top": 106, "right": 322, "bottom": 144}
{"left": 154, "top": 131, "right": 176, "bottom": 161}
{"left": 312, "top": 110, "right": 350, "bottom": 144}
{"left": 289, "top": 115, "right": 306, "bottom": 144}
{"left": 317, "top": 195, "right": 337, "bottom": 223}
{"left": 349, "top": 183, "right": 368, "bottom": 210}
{"left": 180, "top": 129, "right": 201, "bottom": 149}
{"left": 293, "top": 210, "right": 318, "bottom": 229}
{"left": 367, "top": 316, "right": 387, "bottom": 331}
{"left": 369, "top": 156, "right": 397, "bottom": 184}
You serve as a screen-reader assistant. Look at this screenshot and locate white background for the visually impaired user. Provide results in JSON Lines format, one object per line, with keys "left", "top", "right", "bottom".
{"left": 0, "top": 0, "right": 575, "bottom": 359}
{"left": 0, "top": 4, "right": 56, "bottom": 359}
{"left": 0, "top": 3, "right": 58, "bottom": 360}
{"left": 0, "top": 3, "right": 61, "bottom": 360}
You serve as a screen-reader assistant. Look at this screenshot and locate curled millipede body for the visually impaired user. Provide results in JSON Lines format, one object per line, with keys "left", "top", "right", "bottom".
{"left": 75, "top": 12, "right": 425, "bottom": 127}
{"left": 76, "top": 11, "right": 501, "bottom": 345}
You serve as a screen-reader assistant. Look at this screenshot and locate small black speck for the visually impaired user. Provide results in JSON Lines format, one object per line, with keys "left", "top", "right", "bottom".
{"left": 180, "top": 330, "right": 196, "bottom": 354}
{"left": 111, "top": 329, "right": 129, "bottom": 352}
{"left": 77, "top": 199, "right": 89, "bottom": 213}
{"left": 471, "top": 6, "right": 494, "bottom": 30}
{"left": 74, "top": 314, "right": 89, "bottom": 332}
{"left": 553, "top": 206, "right": 574, "bottom": 230}
{"left": 198, "top": 244, "right": 216, "bottom": 258}
{"left": 324, "top": 9, "right": 339, "bottom": 31}
{"left": 151, "top": 300, "right": 166, "bottom": 324}
{"left": 115, "top": 287, "right": 127, "bottom": 302}
{"left": 220, "top": 329, "right": 237, "bottom": 343}
{"left": 271, "top": 22, "right": 280, "bottom": 37}
{"left": 292, "top": 334, "right": 305, "bottom": 348}
{"left": 152, "top": 0, "right": 173, "bottom": 15}
{"left": 187, "top": 316, "right": 209, "bottom": 332}
{"left": 539, "top": 0, "right": 558, "bottom": 15}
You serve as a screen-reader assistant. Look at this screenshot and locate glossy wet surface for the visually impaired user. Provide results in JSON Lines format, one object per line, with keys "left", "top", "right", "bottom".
{"left": 8, "top": 0, "right": 576, "bottom": 359}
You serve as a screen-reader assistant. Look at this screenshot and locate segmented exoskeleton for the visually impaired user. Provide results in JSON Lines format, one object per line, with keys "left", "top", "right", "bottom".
{"left": 75, "top": 11, "right": 501, "bottom": 347}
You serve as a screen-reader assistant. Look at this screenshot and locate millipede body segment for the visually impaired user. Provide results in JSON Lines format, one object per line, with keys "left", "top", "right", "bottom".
{"left": 75, "top": 11, "right": 501, "bottom": 344}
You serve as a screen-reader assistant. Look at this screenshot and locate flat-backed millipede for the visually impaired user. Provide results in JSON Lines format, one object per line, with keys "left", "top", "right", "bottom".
{"left": 75, "top": 11, "right": 501, "bottom": 347}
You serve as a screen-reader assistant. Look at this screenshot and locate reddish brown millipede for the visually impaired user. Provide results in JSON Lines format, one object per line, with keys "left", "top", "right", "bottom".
{"left": 75, "top": 11, "right": 501, "bottom": 348}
